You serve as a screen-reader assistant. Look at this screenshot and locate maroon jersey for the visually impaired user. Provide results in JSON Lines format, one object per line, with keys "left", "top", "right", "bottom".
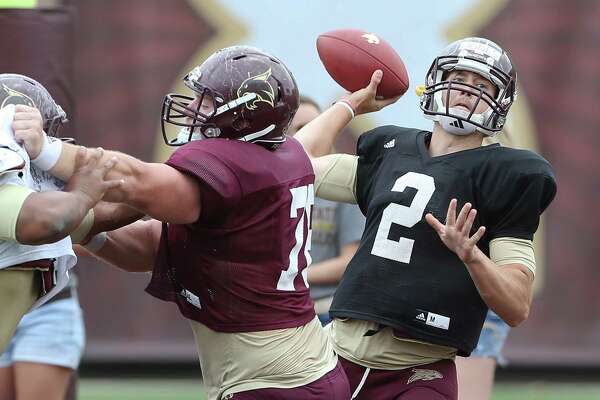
{"left": 146, "top": 137, "right": 316, "bottom": 332}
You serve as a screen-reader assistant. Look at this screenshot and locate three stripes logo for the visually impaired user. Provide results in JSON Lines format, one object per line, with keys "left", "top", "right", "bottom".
{"left": 450, "top": 119, "right": 464, "bottom": 129}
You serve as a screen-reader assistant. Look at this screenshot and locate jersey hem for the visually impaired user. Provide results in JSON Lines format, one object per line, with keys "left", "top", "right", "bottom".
{"left": 329, "top": 309, "right": 471, "bottom": 356}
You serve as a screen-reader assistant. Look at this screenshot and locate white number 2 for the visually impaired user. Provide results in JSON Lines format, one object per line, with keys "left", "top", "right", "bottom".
{"left": 371, "top": 172, "right": 435, "bottom": 264}
{"left": 277, "top": 184, "right": 314, "bottom": 291}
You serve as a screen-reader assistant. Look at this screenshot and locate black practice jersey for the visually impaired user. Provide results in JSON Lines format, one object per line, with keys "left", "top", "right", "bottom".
{"left": 329, "top": 126, "right": 556, "bottom": 355}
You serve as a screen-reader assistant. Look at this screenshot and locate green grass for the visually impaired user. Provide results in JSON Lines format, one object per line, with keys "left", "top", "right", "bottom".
{"left": 79, "top": 379, "right": 207, "bottom": 400}
{"left": 492, "top": 383, "right": 600, "bottom": 400}
{"left": 79, "top": 379, "right": 600, "bottom": 400}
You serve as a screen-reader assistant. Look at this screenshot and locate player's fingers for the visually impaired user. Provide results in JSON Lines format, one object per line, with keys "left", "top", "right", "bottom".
{"left": 11, "top": 120, "right": 29, "bottom": 129}
{"left": 12, "top": 108, "right": 38, "bottom": 120}
{"left": 75, "top": 146, "right": 89, "bottom": 168}
{"left": 468, "top": 226, "right": 486, "bottom": 246}
{"left": 103, "top": 178, "right": 124, "bottom": 190}
{"left": 378, "top": 95, "right": 402, "bottom": 108}
{"left": 461, "top": 208, "right": 477, "bottom": 235}
{"left": 367, "top": 70, "right": 383, "bottom": 92}
{"left": 425, "top": 213, "right": 445, "bottom": 234}
{"left": 446, "top": 198, "right": 457, "bottom": 226}
{"left": 87, "top": 147, "right": 104, "bottom": 166}
{"left": 101, "top": 156, "right": 118, "bottom": 176}
{"left": 455, "top": 203, "right": 472, "bottom": 231}
{"left": 13, "top": 105, "right": 37, "bottom": 114}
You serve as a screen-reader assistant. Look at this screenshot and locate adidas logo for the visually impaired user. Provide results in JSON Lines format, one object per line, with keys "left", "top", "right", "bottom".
{"left": 416, "top": 313, "right": 426, "bottom": 321}
{"left": 450, "top": 119, "right": 464, "bottom": 129}
{"left": 384, "top": 139, "right": 395, "bottom": 149}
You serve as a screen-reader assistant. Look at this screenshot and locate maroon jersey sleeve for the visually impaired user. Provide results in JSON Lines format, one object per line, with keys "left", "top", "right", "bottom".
{"left": 166, "top": 143, "right": 243, "bottom": 223}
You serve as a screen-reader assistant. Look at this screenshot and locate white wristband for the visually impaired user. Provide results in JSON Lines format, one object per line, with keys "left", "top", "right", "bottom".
{"left": 335, "top": 100, "right": 355, "bottom": 119}
{"left": 31, "top": 133, "right": 63, "bottom": 171}
{"left": 83, "top": 232, "right": 108, "bottom": 253}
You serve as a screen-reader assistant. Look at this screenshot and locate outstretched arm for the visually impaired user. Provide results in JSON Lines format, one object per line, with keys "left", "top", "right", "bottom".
{"left": 78, "top": 219, "right": 162, "bottom": 273}
{"left": 6, "top": 147, "right": 121, "bottom": 245}
{"left": 425, "top": 199, "right": 534, "bottom": 327}
{"left": 294, "top": 71, "right": 399, "bottom": 183}
{"left": 12, "top": 105, "right": 201, "bottom": 224}
{"left": 294, "top": 70, "right": 398, "bottom": 159}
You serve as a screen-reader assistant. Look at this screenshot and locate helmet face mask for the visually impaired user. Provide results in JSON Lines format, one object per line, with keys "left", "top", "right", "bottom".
{"left": 162, "top": 46, "right": 299, "bottom": 148}
{"left": 0, "top": 74, "right": 68, "bottom": 137}
{"left": 161, "top": 86, "right": 219, "bottom": 145}
{"left": 420, "top": 38, "right": 517, "bottom": 136}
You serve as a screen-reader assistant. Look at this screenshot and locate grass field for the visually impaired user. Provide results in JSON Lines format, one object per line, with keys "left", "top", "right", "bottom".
{"left": 79, "top": 379, "right": 600, "bottom": 400}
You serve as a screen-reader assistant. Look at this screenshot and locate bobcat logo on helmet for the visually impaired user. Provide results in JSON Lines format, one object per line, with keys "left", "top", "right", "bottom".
{"left": 237, "top": 68, "right": 275, "bottom": 111}
{"left": 0, "top": 85, "right": 35, "bottom": 109}
{"left": 407, "top": 368, "right": 443, "bottom": 384}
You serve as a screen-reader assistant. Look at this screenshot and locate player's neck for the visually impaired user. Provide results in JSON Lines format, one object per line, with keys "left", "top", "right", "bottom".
{"left": 429, "top": 124, "right": 484, "bottom": 157}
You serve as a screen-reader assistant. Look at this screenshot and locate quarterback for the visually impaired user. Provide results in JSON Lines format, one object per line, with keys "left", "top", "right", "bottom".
{"left": 294, "top": 37, "right": 557, "bottom": 399}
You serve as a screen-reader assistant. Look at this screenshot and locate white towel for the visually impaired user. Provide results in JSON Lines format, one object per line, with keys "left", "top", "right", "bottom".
{"left": 0, "top": 104, "right": 18, "bottom": 149}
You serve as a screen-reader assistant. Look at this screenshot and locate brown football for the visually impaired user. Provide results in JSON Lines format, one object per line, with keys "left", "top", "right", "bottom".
{"left": 317, "top": 29, "right": 409, "bottom": 99}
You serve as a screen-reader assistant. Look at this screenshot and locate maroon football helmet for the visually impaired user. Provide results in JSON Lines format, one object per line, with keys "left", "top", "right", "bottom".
{"left": 0, "top": 73, "right": 68, "bottom": 137}
{"left": 162, "top": 46, "right": 299, "bottom": 148}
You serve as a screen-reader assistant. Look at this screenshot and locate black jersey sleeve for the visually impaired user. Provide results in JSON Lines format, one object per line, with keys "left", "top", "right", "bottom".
{"left": 482, "top": 150, "right": 557, "bottom": 240}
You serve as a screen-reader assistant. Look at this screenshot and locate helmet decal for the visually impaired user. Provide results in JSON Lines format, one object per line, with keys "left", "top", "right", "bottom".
{"left": 161, "top": 46, "right": 299, "bottom": 147}
{"left": 237, "top": 68, "right": 275, "bottom": 110}
{"left": 1, "top": 84, "right": 35, "bottom": 109}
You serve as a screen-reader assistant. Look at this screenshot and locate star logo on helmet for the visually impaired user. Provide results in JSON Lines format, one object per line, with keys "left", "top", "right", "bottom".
{"left": 1, "top": 84, "right": 35, "bottom": 109}
{"left": 237, "top": 68, "right": 275, "bottom": 110}
{"left": 362, "top": 33, "right": 380, "bottom": 44}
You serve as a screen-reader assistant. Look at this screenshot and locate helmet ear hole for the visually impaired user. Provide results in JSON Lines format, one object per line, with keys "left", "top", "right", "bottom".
{"left": 232, "top": 117, "right": 251, "bottom": 131}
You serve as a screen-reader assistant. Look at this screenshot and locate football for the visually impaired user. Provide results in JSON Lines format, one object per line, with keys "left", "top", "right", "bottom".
{"left": 316, "top": 29, "right": 409, "bottom": 99}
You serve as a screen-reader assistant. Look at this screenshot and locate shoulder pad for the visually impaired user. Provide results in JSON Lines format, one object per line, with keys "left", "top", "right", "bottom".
{"left": 0, "top": 147, "right": 25, "bottom": 174}
{"left": 358, "top": 126, "right": 423, "bottom": 157}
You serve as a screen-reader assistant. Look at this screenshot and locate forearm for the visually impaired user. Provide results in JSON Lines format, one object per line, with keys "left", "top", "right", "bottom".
{"left": 16, "top": 191, "right": 94, "bottom": 245}
{"left": 465, "top": 248, "right": 533, "bottom": 327}
{"left": 89, "top": 201, "right": 144, "bottom": 237}
{"left": 307, "top": 256, "right": 349, "bottom": 285}
{"left": 51, "top": 143, "right": 145, "bottom": 202}
{"left": 85, "top": 219, "right": 160, "bottom": 273}
{"left": 307, "top": 243, "right": 358, "bottom": 285}
{"left": 294, "top": 103, "right": 353, "bottom": 158}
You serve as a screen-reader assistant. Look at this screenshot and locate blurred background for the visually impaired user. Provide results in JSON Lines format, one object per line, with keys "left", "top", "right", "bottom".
{"left": 1, "top": 0, "right": 598, "bottom": 399}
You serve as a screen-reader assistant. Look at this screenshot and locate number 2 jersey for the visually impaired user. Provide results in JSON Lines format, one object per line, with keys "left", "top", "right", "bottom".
{"left": 329, "top": 126, "right": 557, "bottom": 356}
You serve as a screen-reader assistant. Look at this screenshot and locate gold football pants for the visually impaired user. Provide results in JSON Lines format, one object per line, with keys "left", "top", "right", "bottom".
{"left": 0, "top": 269, "right": 39, "bottom": 352}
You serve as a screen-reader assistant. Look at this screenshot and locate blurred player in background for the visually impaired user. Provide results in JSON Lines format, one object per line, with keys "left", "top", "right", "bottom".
{"left": 288, "top": 96, "right": 364, "bottom": 325}
{"left": 0, "top": 74, "right": 118, "bottom": 400}
{"left": 294, "top": 37, "right": 556, "bottom": 399}
{"left": 17, "top": 46, "right": 351, "bottom": 400}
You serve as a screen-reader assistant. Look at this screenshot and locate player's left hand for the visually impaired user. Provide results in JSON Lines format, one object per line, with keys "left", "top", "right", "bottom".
{"left": 425, "top": 199, "right": 486, "bottom": 264}
{"left": 12, "top": 105, "right": 45, "bottom": 159}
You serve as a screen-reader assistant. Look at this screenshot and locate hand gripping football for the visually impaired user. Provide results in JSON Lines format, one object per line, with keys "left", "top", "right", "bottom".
{"left": 317, "top": 29, "right": 409, "bottom": 99}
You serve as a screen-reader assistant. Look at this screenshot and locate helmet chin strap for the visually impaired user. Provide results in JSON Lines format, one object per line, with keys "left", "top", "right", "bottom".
{"left": 438, "top": 107, "right": 478, "bottom": 136}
